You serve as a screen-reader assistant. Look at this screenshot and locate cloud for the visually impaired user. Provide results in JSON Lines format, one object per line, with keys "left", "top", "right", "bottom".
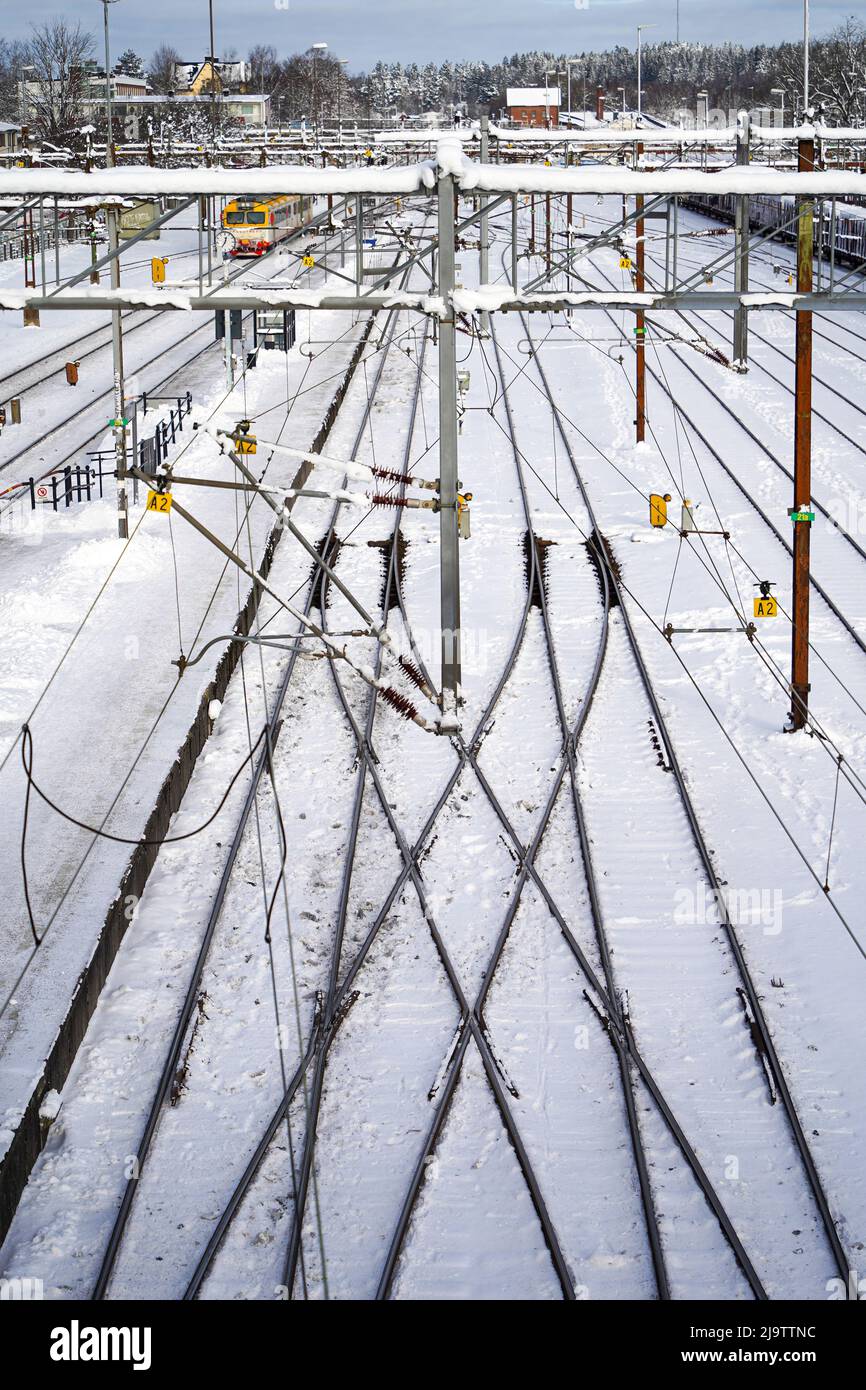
{"left": 5, "top": 0, "right": 855, "bottom": 71}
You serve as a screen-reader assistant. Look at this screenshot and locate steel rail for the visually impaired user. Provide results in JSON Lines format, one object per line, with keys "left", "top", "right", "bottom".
{"left": 0, "top": 209, "right": 351, "bottom": 480}
{"left": 485, "top": 320, "right": 669, "bottom": 1299}
{"left": 89, "top": 252, "right": 410, "bottom": 1299}
{"left": 520, "top": 300, "right": 853, "bottom": 1296}
{"left": 568, "top": 258, "right": 866, "bottom": 664}
{"left": 372, "top": 320, "right": 769, "bottom": 1302}
{"left": 284, "top": 338, "right": 578, "bottom": 1300}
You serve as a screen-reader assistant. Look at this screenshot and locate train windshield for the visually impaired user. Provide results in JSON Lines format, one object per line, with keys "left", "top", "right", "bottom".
{"left": 225, "top": 209, "right": 266, "bottom": 225}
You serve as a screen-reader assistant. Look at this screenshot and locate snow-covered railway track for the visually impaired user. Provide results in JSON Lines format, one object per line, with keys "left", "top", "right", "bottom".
{"left": 0, "top": 214, "right": 350, "bottom": 494}
{"left": 82, "top": 315, "right": 400, "bottom": 1300}
{"left": 0, "top": 306, "right": 165, "bottom": 403}
{"left": 71, "top": 207, "right": 442, "bottom": 1298}
{"left": 516, "top": 312, "right": 852, "bottom": 1297}
{"left": 567, "top": 258, "right": 866, "bottom": 662}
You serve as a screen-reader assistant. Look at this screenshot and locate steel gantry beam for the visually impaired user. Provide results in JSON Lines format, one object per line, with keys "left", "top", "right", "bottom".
{"left": 5, "top": 139, "right": 866, "bottom": 722}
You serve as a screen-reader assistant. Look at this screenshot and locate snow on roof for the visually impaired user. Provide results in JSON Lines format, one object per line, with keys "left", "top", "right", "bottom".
{"left": 506, "top": 88, "right": 561, "bottom": 107}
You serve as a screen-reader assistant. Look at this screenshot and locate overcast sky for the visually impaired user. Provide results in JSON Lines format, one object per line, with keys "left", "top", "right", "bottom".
{"left": 5, "top": 0, "right": 853, "bottom": 71}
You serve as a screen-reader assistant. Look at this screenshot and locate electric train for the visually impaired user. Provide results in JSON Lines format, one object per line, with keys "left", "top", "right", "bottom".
{"left": 221, "top": 194, "right": 316, "bottom": 256}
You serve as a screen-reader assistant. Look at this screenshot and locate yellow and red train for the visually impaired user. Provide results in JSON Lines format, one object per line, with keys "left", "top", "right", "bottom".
{"left": 221, "top": 194, "right": 316, "bottom": 257}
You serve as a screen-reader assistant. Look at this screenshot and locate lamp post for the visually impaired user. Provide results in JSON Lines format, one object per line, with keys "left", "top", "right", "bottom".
{"left": 618, "top": 85, "right": 626, "bottom": 120}
{"left": 337, "top": 57, "right": 348, "bottom": 131}
{"left": 311, "top": 42, "right": 327, "bottom": 141}
{"left": 207, "top": 0, "right": 217, "bottom": 138}
{"left": 19, "top": 64, "right": 35, "bottom": 128}
{"left": 637, "top": 24, "right": 656, "bottom": 122}
{"left": 101, "top": 0, "right": 122, "bottom": 161}
{"left": 803, "top": 0, "right": 810, "bottom": 114}
{"left": 771, "top": 86, "right": 786, "bottom": 127}
{"left": 100, "top": 0, "right": 127, "bottom": 539}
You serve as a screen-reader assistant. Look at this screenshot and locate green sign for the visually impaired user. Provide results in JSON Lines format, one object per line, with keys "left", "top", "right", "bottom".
{"left": 790, "top": 509, "right": 815, "bottom": 523}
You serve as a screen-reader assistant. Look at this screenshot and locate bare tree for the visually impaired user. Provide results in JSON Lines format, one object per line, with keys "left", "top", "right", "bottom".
{"left": 248, "top": 43, "right": 278, "bottom": 93}
{"left": 25, "top": 19, "right": 94, "bottom": 140}
{"left": 148, "top": 43, "right": 182, "bottom": 95}
{"left": 0, "top": 37, "right": 30, "bottom": 123}
{"left": 813, "top": 16, "right": 866, "bottom": 124}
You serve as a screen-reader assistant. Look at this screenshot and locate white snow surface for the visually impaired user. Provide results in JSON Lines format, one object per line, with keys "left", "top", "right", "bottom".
{"left": 0, "top": 188, "right": 865, "bottom": 1302}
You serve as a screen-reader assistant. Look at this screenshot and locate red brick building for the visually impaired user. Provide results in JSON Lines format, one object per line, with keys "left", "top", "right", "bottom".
{"left": 505, "top": 87, "right": 561, "bottom": 128}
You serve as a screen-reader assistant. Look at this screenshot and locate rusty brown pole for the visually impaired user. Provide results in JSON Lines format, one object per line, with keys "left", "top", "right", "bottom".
{"left": 790, "top": 134, "right": 815, "bottom": 731}
{"left": 545, "top": 192, "right": 551, "bottom": 274}
{"left": 635, "top": 142, "right": 646, "bottom": 443}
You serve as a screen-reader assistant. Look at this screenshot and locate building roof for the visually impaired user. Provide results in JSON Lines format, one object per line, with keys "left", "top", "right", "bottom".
{"left": 0, "top": 123, "right": 22, "bottom": 133}
{"left": 506, "top": 87, "right": 561, "bottom": 107}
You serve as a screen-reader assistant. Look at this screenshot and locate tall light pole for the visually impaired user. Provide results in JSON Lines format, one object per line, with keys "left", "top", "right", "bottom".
{"left": 771, "top": 86, "right": 786, "bottom": 126}
{"left": 311, "top": 42, "right": 327, "bottom": 140}
{"left": 208, "top": 0, "right": 217, "bottom": 138}
{"left": 637, "top": 24, "right": 656, "bottom": 121}
{"left": 101, "top": 0, "right": 127, "bottom": 538}
{"left": 803, "top": 0, "right": 810, "bottom": 114}
{"left": 337, "top": 57, "right": 348, "bottom": 130}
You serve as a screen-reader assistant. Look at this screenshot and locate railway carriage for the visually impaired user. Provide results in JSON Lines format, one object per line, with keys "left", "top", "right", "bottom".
{"left": 679, "top": 190, "right": 866, "bottom": 270}
{"left": 221, "top": 194, "right": 315, "bottom": 256}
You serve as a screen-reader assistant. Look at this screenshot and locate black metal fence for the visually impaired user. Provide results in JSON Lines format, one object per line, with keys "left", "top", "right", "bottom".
{"left": 24, "top": 391, "right": 193, "bottom": 513}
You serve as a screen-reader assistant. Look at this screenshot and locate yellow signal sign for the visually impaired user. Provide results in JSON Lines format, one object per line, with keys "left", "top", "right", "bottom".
{"left": 301, "top": 255, "right": 315, "bottom": 268}
{"left": 147, "top": 490, "right": 173, "bottom": 514}
{"left": 232, "top": 435, "right": 257, "bottom": 455}
{"left": 620, "top": 256, "right": 632, "bottom": 270}
{"left": 151, "top": 257, "right": 168, "bottom": 283}
{"left": 753, "top": 596, "right": 778, "bottom": 618}
{"left": 649, "top": 492, "right": 671, "bottom": 528}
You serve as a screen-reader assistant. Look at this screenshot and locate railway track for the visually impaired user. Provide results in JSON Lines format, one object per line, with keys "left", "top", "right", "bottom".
{"left": 0, "top": 205, "right": 356, "bottom": 494}
{"left": 0, "top": 194, "right": 857, "bottom": 1302}
{"left": 550, "top": 251, "right": 866, "bottom": 674}
{"left": 183, "top": 292, "right": 850, "bottom": 1300}
{"left": 80, "top": 212, "right": 436, "bottom": 1298}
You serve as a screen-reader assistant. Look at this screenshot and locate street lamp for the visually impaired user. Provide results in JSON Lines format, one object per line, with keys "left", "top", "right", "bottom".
{"left": 311, "top": 41, "right": 327, "bottom": 140}
{"left": 803, "top": 0, "right": 810, "bottom": 114}
{"left": 618, "top": 85, "right": 626, "bottom": 120}
{"left": 337, "top": 57, "right": 348, "bottom": 130}
{"left": 771, "top": 87, "right": 786, "bottom": 127}
{"left": 636, "top": 24, "right": 656, "bottom": 122}
{"left": 19, "top": 64, "right": 35, "bottom": 127}
{"left": 101, "top": 0, "right": 122, "bottom": 165}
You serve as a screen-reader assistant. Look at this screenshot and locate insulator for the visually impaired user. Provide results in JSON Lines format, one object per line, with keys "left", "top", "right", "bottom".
{"left": 372, "top": 466, "right": 413, "bottom": 484}
{"left": 380, "top": 686, "right": 422, "bottom": 723}
{"left": 371, "top": 493, "right": 410, "bottom": 508}
{"left": 398, "top": 655, "right": 429, "bottom": 694}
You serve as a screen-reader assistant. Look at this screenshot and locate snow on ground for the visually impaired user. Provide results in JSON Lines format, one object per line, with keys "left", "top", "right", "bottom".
{"left": 0, "top": 217, "right": 373, "bottom": 1169}
{"left": 1, "top": 187, "right": 865, "bottom": 1301}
